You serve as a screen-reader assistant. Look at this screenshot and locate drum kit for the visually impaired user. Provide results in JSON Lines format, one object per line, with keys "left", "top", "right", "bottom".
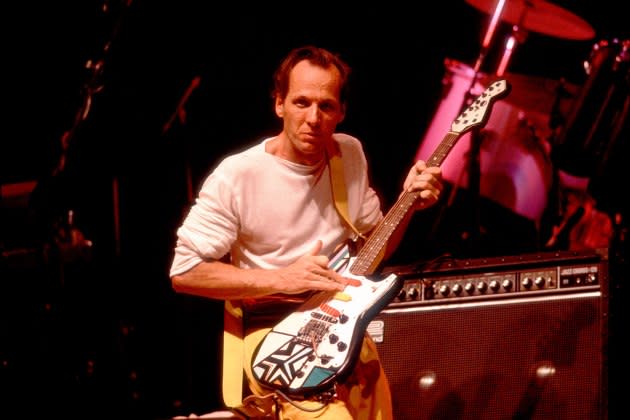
{"left": 416, "top": 0, "right": 628, "bottom": 250}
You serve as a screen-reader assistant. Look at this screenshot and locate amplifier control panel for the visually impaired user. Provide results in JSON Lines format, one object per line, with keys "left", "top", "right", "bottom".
{"left": 388, "top": 250, "right": 606, "bottom": 306}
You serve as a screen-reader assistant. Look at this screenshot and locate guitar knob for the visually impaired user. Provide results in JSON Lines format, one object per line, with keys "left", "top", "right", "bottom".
{"left": 329, "top": 334, "right": 339, "bottom": 344}
{"left": 337, "top": 342, "right": 347, "bottom": 352}
{"left": 339, "top": 314, "right": 349, "bottom": 324}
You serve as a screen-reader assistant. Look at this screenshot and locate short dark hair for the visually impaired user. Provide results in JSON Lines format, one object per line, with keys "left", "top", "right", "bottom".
{"left": 272, "top": 45, "right": 351, "bottom": 105}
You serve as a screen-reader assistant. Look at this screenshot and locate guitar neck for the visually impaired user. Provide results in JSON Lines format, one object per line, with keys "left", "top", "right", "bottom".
{"left": 350, "top": 131, "right": 460, "bottom": 277}
{"left": 425, "top": 131, "right": 460, "bottom": 168}
{"left": 350, "top": 79, "right": 510, "bottom": 277}
{"left": 350, "top": 189, "right": 420, "bottom": 276}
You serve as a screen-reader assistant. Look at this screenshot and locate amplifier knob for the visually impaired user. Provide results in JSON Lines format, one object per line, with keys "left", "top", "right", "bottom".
{"left": 586, "top": 273, "right": 597, "bottom": 283}
{"left": 502, "top": 279, "right": 513, "bottom": 291}
{"left": 408, "top": 287, "right": 420, "bottom": 300}
{"left": 489, "top": 280, "right": 500, "bottom": 292}
{"left": 477, "top": 282, "right": 488, "bottom": 293}
{"left": 452, "top": 283, "right": 463, "bottom": 295}
{"left": 439, "top": 284, "right": 450, "bottom": 297}
{"left": 535, "top": 276, "right": 545, "bottom": 288}
{"left": 398, "top": 288, "right": 407, "bottom": 300}
{"left": 464, "top": 282, "right": 475, "bottom": 294}
{"left": 522, "top": 277, "right": 533, "bottom": 289}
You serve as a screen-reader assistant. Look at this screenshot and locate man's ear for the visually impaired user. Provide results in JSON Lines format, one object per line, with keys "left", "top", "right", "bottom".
{"left": 275, "top": 96, "right": 284, "bottom": 118}
{"left": 337, "top": 103, "right": 346, "bottom": 123}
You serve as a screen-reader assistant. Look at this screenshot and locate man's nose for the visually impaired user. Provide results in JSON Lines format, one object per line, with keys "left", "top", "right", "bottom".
{"left": 306, "top": 105, "right": 321, "bottom": 123}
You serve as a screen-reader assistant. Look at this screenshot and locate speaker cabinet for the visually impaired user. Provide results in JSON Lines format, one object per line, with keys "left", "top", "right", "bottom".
{"left": 373, "top": 252, "right": 607, "bottom": 420}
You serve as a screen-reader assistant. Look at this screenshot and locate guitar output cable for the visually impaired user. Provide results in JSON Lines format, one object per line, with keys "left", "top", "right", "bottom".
{"left": 275, "top": 387, "right": 337, "bottom": 414}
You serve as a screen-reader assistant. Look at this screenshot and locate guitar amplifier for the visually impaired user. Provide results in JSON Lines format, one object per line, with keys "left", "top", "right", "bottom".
{"left": 372, "top": 248, "right": 609, "bottom": 420}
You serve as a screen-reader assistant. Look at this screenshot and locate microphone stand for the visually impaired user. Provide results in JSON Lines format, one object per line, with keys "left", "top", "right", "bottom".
{"left": 162, "top": 75, "right": 202, "bottom": 203}
{"left": 458, "top": 0, "right": 529, "bottom": 254}
{"left": 453, "top": 0, "right": 506, "bottom": 253}
{"left": 48, "top": 0, "right": 132, "bottom": 259}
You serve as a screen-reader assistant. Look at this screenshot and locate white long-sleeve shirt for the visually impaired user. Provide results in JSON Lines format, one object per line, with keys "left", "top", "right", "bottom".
{"left": 170, "top": 133, "right": 382, "bottom": 277}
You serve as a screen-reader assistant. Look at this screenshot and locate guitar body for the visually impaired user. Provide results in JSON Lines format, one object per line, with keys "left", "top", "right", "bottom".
{"left": 251, "top": 243, "right": 403, "bottom": 397}
{"left": 250, "top": 79, "right": 511, "bottom": 398}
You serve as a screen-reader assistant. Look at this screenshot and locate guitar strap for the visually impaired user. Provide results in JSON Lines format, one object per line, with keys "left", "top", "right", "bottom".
{"left": 222, "top": 299, "right": 245, "bottom": 408}
{"left": 326, "top": 141, "right": 366, "bottom": 240}
{"left": 221, "top": 140, "right": 362, "bottom": 409}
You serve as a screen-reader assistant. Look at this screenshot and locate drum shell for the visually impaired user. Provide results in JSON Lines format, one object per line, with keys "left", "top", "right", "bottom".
{"left": 551, "top": 39, "right": 630, "bottom": 179}
{"left": 416, "top": 59, "right": 565, "bottom": 223}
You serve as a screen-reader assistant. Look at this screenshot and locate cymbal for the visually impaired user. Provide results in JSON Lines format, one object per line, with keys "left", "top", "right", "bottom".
{"left": 466, "top": 0, "right": 595, "bottom": 40}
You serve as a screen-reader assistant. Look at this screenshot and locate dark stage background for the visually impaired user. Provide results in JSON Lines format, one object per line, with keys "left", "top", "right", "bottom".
{"left": 1, "top": 1, "right": 627, "bottom": 419}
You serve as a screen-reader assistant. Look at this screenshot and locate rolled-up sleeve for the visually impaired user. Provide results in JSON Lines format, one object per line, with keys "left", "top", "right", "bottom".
{"left": 169, "top": 167, "right": 238, "bottom": 277}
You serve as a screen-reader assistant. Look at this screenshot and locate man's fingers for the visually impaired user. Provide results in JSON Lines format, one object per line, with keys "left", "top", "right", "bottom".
{"left": 307, "top": 240, "right": 323, "bottom": 256}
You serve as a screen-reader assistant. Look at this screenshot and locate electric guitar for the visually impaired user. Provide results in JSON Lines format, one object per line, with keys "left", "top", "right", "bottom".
{"left": 251, "top": 79, "right": 511, "bottom": 398}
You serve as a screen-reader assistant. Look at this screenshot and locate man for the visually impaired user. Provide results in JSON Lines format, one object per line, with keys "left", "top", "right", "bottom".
{"left": 170, "top": 45, "right": 443, "bottom": 419}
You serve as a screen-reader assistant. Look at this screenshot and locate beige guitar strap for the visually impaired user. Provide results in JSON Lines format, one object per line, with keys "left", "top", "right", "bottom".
{"left": 326, "top": 142, "right": 366, "bottom": 240}
{"left": 222, "top": 299, "right": 245, "bottom": 408}
{"left": 221, "top": 141, "right": 362, "bottom": 409}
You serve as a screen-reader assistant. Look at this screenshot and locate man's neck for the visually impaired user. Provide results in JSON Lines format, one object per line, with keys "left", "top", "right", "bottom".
{"left": 265, "top": 134, "right": 327, "bottom": 167}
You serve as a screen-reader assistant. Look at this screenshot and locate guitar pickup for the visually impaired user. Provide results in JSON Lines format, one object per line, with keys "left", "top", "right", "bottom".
{"left": 333, "top": 292, "right": 352, "bottom": 302}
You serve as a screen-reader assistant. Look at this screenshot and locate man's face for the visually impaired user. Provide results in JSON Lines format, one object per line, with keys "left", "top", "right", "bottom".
{"left": 275, "top": 60, "right": 346, "bottom": 164}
